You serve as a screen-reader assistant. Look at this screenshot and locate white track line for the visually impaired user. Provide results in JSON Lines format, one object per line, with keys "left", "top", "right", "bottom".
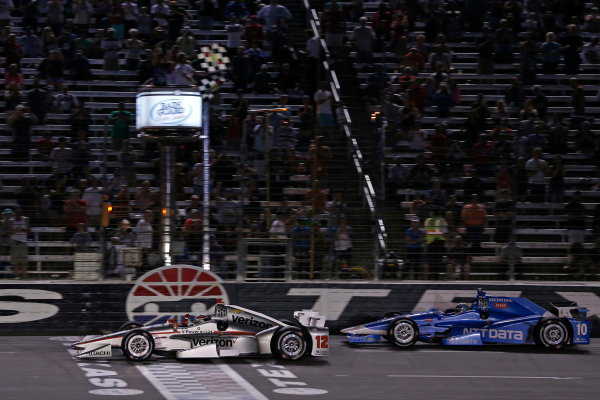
{"left": 387, "top": 374, "right": 582, "bottom": 380}
{"left": 214, "top": 360, "right": 270, "bottom": 400}
{"left": 137, "top": 360, "right": 269, "bottom": 400}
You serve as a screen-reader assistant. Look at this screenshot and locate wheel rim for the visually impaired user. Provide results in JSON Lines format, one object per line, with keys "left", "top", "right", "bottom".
{"left": 281, "top": 333, "right": 304, "bottom": 357}
{"left": 128, "top": 335, "right": 150, "bottom": 357}
{"left": 393, "top": 322, "right": 415, "bottom": 344}
{"left": 543, "top": 323, "right": 566, "bottom": 346}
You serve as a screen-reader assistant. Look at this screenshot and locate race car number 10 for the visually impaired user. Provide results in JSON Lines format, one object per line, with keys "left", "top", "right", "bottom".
{"left": 576, "top": 322, "right": 588, "bottom": 336}
{"left": 316, "top": 336, "right": 329, "bottom": 349}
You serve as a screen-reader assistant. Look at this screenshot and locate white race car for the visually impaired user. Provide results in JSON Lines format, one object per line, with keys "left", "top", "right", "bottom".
{"left": 72, "top": 300, "right": 329, "bottom": 361}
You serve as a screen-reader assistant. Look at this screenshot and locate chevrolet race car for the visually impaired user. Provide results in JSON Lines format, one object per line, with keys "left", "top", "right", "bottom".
{"left": 72, "top": 301, "right": 329, "bottom": 361}
{"left": 342, "top": 289, "right": 590, "bottom": 350}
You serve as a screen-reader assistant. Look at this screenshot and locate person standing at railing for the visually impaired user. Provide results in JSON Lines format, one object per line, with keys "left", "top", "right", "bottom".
{"left": 499, "top": 240, "right": 522, "bottom": 281}
{"left": 461, "top": 194, "right": 487, "bottom": 257}
{"left": 525, "top": 147, "right": 548, "bottom": 203}
{"left": 63, "top": 189, "right": 87, "bottom": 236}
{"left": 290, "top": 216, "right": 311, "bottom": 279}
{"left": 405, "top": 217, "right": 425, "bottom": 280}
{"left": 8, "top": 206, "right": 30, "bottom": 280}
{"left": 109, "top": 101, "right": 132, "bottom": 150}
{"left": 257, "top": 0, "right": 292, "bottom": 42}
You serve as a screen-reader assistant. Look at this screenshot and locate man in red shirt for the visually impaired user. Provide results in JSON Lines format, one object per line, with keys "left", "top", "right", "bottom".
{"left": 429, "top": 124, "right": 449, "bottom": 164}
{"left": 63, "top": 189, "right": 87, "bottom": 235}
{"left": 471, "top": 134, "right": 493, "bottom": 175}
{"left": 461, "top": 194, "right": 487, "bottom": 254}
{"left": 320, "top": 1, "right": 345, "bottom": 57}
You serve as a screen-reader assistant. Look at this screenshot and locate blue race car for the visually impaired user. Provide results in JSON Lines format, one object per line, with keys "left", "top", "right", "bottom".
{"left": 341, "top": 289, "right": 590, "bottom": 350}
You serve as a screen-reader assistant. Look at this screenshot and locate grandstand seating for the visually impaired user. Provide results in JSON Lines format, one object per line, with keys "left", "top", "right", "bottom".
{"left": 1, "top": 1, "right": 598, "bottom": 281}
{"left": 330, "top": 0, "right": 600, "bottom": 279}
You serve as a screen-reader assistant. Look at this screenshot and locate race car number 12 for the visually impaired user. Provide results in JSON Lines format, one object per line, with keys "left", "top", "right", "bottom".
{"left": 316, "top": 336, "right": 328, "bottom": 349}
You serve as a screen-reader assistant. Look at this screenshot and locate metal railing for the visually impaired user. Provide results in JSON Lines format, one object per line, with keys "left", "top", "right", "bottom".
{"left": 302, "top": 0, "right": 388, "bottom": 278}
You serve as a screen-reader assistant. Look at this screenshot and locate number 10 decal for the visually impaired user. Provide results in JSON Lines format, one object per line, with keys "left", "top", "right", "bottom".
{"left": 316, "top": 335, "right": 329, "bottom": 349}
{"left": 576, "top": 322, "right": 588, "bottom": 336}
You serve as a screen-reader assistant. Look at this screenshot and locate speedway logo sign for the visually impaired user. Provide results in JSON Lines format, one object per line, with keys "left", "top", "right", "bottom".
{"left": 125, "top": 265, "right": 229, "bottom": 325}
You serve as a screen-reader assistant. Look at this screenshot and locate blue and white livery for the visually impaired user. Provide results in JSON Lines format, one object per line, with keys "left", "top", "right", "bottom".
{"left": 342, "top": 288, "right": 590, "bottom": 350}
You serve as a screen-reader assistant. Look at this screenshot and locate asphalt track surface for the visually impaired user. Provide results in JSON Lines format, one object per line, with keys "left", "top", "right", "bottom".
{"left": 1, "top": 336, "right": 599, "bottom": 400}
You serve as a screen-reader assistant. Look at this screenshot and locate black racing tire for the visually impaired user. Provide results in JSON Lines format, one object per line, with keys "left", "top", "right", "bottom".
{"left": 119, "top": 321, "right": 143, "bottom": 331}
{"left": 281, "top": 318, "right": 302, "bottom": 327}
{"left": 270, "top": 326, "right": 307, "bottom": 361}
{"left": 121, "top": 329, "right": 155, "bottom": 361}
{"left": 387, "top": 318, "right": 419, "bottom": 348}
{"left": 280, "top": 319, "right": 313, "bottom": 355}
{"left": 534, "top": 318, "right": 570, "bottom": 350}
{"left": 382, "top": 313, "right": 401, "bottom": 342}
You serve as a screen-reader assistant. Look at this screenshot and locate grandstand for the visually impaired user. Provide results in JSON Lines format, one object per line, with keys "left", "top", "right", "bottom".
{"left": 0, "top": 0, "right": 598, "bottom": 281}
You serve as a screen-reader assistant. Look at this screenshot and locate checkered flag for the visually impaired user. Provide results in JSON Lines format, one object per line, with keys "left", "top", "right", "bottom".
{"left": 196, "top": 43, "right": 230, "bottom": 99}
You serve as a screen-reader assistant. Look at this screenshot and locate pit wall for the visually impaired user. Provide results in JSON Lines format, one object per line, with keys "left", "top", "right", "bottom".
{"left": 2, "top": 278, "right": 599, "bottom": 336}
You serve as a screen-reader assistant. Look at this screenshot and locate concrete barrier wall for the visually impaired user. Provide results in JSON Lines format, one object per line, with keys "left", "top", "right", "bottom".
{"left": 2, "top": 274, "right": 599, "bottom": 336}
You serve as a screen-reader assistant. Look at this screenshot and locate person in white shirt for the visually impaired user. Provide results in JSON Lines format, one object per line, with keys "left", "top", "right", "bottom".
{"left": 525, "top": 147, "right": 547, "bottom": 202}
{"left": 0, "top": 0, "right": 13, "bottom": 27}
{"left": 121, "top": 0, "right": 140, "bottom": 32}
{"left": 269, "top": 214, "right": 287, "bottom": 238}
{"left": 257, "top": 0, "right": 292, "bottom": 33}
{"left": 225, "top": 17, "right": 244, "bottom": 57}
{"left": 314, "top": 81, "right": 334, "bottom": 129}
{"left": 72, "top": 0, "right": 93, "bottom": 34}
{"left": 172, "top": 52, "right": 201, "bottom": 85}
{"left": 81, "top": 178, "right": 103, "bottom": 228}
{"left": 125, "top": 28, "right": 145, "bottom": 70}
{"left": 151, "top": 0, "right": 169, "bottom": 28}
{"left": 581, "top": 37, "right": 600, "bottom": 64}
{"left": 134, "top": 209, "right": 154, "bottom": 249}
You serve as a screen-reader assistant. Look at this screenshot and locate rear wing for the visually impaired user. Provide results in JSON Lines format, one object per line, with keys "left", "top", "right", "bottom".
{"left": 294, "top": 310, "right": 327, "bottom": 328}
{"left": 549, "top": 302, "right": 589, "bottom": 321}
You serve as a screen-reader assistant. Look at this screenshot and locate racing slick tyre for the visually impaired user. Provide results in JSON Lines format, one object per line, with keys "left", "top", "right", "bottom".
{"left": 121, "top": 329, "right": 155, "bottom": 361}
{"left": 534, "top": 318, "right": 569, "bottom": 350}
{"left": 271, "top": 326, "right": 307, "bottom": 361}
{"left": 119, "top": 321, "right": 143, "bottom": 331}
{"left": 387, "top": 318, "right": 419, "bottom": 348}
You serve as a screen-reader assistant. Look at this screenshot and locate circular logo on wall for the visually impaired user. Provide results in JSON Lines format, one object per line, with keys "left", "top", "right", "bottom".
{"left": 126, "top": 265, "right": 229, "bottom": 325}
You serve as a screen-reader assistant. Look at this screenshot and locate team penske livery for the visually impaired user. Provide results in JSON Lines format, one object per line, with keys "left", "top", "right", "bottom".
{"left": 342, "top": 288, "right": 590, "bottom": 350}
{"left": 72, "top": 300, "right": 329, "bottom": 361}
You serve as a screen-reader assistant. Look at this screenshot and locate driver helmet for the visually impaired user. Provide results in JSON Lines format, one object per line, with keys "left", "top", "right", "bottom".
{"left": 455, "top": 303, "right": 470, "bottom": 314}
{"left": 193, "top": 314, "right": 211, "bottom": 324}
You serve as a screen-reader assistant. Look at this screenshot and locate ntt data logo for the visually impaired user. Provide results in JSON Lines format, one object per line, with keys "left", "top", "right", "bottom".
{"left": 126, "top": 265, "right": 229, "bottom": 325}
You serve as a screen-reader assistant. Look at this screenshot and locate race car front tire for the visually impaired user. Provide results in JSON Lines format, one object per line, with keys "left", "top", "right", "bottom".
{"left": 534, "top": 318, "right": 569, "bottom": 350}
{"left": 271, "top": 326, "right": 307, "bottom": 361}
{"left": 387, "top": 318, "right": 419, "bottom": 348}
{"left": 122, "top": 330, "right": 155, "bottom": 361}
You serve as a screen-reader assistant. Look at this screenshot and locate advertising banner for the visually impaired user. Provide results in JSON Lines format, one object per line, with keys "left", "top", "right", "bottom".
{"left": 136, "top": 90, "right": 202, "bottom": 130}
{"left": 1, "top": 266, "right": 599, "bottom": 336}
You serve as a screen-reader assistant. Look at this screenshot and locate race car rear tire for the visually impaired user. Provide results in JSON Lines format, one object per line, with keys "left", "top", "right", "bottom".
{"left": 387, "top": 318, "right": 419, "bottom": 348}
{"left": 119, "top": 321, "right": 143, "bottom": 331}
{"left": 271, "top": 327, "right": 307, "bottom": 361}
{"left": 122, "top": 330, "right": 155, "bottom": 361}
{"left": 534, "top": 318, "right": 569, "bottom": 350}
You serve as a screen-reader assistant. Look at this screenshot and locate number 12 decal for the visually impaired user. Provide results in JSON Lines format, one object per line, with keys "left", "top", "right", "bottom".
{"left": 316, "top": 335, "right": 329, "bottom": 348}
